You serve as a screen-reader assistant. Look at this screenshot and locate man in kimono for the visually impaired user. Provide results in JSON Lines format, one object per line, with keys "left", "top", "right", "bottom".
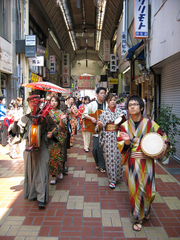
{"left": 82, "top": 87, "right": 108, "bottom": 173}
{"left": 117, "top": 95, "right": 168, "bottom": 231}
{"left": 9, "top": 95, "right": 57, "bottom": 209}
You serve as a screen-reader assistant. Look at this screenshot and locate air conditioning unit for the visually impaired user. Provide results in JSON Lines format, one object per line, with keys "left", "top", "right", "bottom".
{"left": 1, "top": 80, "right": 6, "bottom": 89}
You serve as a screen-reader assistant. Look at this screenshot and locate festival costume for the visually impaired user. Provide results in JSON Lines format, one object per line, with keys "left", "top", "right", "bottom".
{"left": 48, "top": 109, "right": 67, "bottom": 176}
{"left": 78, "top": 103, "right": 91, "bottom": 150}
{"left": 117, "top": 116, "right": 168, "bottom": 220}
{"left": 9, "top": 113, "right": 57, "bottom": 203}
{"left": 99, "top": 107, "right": 123, "bottom": 183}
{"left": 70, "top": 104, "right": 78, "bottom": 146}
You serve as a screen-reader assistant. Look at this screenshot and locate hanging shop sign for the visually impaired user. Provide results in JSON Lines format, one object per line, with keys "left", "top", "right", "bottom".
{"left": 31, "top": 73, "right": 42, "bottom": 83}
{"left": 134, "top": 0, "right": 148, "bottom": 39}
{"left": 29, "top": 56, "right": 44, "bottom": 66}
{"left": 103, "top": 40, "right": 110, "bottom": 61}
{"left": 110, "top": 54, "right": 118, "bottom": 72}
{"left": 49, "top": 55, "right": 55, "bottom": 74}
{"left": 77, "top": 76, "right": 95, "bottom": 90}
{"left": 109, "top": 78, "right": 118, "bottom": 84}
{"left": 121, "top": 31, "right": 128, "bottom": 58}
{"left": 62, "top": 53, "right": 71, "bottom": 88}
{"left": 25, "top": 35, "right": 36, "bottom": 57}
{"left": 0, "top": 37, "right": 12, "bottom": 74}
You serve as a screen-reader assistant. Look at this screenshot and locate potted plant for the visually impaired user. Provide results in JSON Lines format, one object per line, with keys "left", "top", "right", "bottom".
{"left": 156, "top": 104, "right": 180, "bottom": 164}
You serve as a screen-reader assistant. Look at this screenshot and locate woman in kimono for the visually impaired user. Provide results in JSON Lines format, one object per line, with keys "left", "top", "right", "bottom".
{"left": 117, "top": 95, "right": 169, "bottom": 231}
{"left": 78, "top": 96, "right": 91, "bottom": 152}
{"left": 8, "top": 95, "right": 57, "bottom": 209}
{"left": 48, "top": 96, "right": 68, "bottom": 184}
{"left": 99, "top": 93, "right": 124, "bottom": 189}
{"left": 69, "top": 97, "right": 78, "bottom": 147}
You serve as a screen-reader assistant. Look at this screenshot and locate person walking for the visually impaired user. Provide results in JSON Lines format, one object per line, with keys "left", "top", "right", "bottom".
{"left": 48, "top": 95, "right": 67, "bottom": 184}
{"left": 117, "top": 95, "right": 169, "bottom": 231}
{"left": 59, "top": 97, "right": 70, "bottom": 174}
{"left": 69, "top": 97, "right": 78, "bottom": 147}
{"left": 78, "top": 96, "right": 91, "bottom": 152}
{"left": 8, "top": 95, "right": 57, "bottom": 209}
{"left": 99, "top": 93, "right": 124, "bottom": 189}
{"left": 0, "top": 96, "right": 8, "bottom": 146}
{"left": 82, "top": 87, "right": 107, "bottom": 173}
{"left": 8, "top": 99, "right": 23, "bottom": 158}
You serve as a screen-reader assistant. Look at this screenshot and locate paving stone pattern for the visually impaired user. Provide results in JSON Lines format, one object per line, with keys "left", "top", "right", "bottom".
{"left": 0, "top": 131, "right": 180, "bottom": 240}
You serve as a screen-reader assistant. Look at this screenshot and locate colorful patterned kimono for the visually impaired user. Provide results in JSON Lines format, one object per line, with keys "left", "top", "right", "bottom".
{"left": 70, "top": 104, "right": 78, "bottom": 146}
{"left": 99, "top": 107, "right": 123, "bottom": 184}
{"left": 78, "top": 103, "right": 91, "bottom": 150}
{"left": 117, "top": 117, "right": 168, "bottom": 220}
{"left": 48, "top": 110, "right": 67, "bottom": 175}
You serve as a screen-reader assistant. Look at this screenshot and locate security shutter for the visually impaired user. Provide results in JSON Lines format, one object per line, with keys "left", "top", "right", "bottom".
{"left": 161, "top": 58, "right": 180, "bottom": 160}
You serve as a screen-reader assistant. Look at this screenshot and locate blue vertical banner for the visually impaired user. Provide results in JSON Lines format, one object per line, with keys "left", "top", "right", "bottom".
{"left": 134, "top": 0, "right": 148, "bottom": 39}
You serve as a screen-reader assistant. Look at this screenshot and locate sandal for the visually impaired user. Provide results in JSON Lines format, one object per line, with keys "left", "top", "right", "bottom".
{"left": 109, "top": 183, "right": 115, "bottom": 189}
{"left": 99, "top": 168, "right": 106, "bottom": 173}
{"left": 95, "top": 165, "right": 99, "bottom": 170}
{"left": 84, "top": 149, "right": 89, "bottom": 153}
{"left": 144, "top": 213, "right": 150, "bottom": 220}
{"left": 132, "top": 220, "right": 143, "bottom": 231}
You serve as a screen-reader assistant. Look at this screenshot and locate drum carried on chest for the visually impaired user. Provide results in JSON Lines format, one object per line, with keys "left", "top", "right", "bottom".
{"left": 27, "top": 124, "right": 41, "bottom": 151}
{"left": 141, "top": 132, "right": 165, "bottom": 158}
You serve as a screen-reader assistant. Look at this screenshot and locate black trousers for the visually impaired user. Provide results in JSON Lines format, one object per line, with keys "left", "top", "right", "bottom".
{"left": 0, "top": 120, "right": 7, "bottom": 146}
{"left": 92, "top": 136, "right": 105, "bottom": 169}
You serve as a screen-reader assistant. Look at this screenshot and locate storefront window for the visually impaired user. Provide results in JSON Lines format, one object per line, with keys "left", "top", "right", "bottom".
{"left": 0, "top": 0, "right": 11, "bottom": 42}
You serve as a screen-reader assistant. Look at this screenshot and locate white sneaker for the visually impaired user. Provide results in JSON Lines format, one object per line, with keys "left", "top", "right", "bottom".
{"left": 50, "top": 177, "right": 56, "bottom": 185}
{"left": 50, "top": 179, "right": 56, "bottom": 185}
{"left": 58, "top": 173, "right": 63, "bottom": 179}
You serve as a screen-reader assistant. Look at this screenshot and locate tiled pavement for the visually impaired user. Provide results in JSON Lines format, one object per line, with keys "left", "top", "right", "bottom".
{"left": 0, "top": 131, "right": 180, "bottom": 240}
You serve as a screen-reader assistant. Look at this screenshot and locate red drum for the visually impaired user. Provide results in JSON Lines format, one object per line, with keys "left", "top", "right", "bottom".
{"left": 26, "top": 125, "right": 41, "bottom": 151}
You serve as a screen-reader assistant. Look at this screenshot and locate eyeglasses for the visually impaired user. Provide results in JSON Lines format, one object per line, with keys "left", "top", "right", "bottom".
{"left": 128, "top": 103, "right": 140, "bottom": 107}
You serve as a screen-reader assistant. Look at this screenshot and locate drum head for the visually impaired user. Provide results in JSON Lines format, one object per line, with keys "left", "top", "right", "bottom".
{"left": 114, "top": 117, "right": 122, "bottom": 125}
{"left": 141, "top": 133, "right": 164, "bottom": 158}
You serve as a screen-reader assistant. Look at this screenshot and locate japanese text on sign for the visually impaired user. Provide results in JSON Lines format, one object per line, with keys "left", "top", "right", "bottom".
{"left": 121, "top": 31, "right": 128, "bottom": 59}
{"left": 49, "top": 55, "right": 55, "bottom": 74}
{"left": 62, "top": 53, "right": 71, "bottom": 88}
{"left": 134, "top": 0, "right": 148, "bottom": 39}
{"left": 110, "top": 54, "right": 117, "bottom": 72}
{"left": 103, "top": 40, "right": 110, "bottom": 61}
{"left": 31, "top": 73, "right": 42, "bottom": 83}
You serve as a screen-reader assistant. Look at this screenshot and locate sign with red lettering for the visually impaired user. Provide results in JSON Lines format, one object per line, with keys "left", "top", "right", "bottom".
{"left": 103, "top": 40, "right": 110, "bottom": 61}
{"left": 77, "top": 76, "right": 95, "bottom": 89}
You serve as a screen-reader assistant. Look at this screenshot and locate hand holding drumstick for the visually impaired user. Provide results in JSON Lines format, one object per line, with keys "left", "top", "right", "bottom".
{"left": 47, "top": 128, "right": 56, "bottom": 138}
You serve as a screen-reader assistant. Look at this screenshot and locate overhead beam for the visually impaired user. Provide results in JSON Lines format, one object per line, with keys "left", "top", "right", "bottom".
{"left": 32, "top": 0, "right": 64, "bottom": 50}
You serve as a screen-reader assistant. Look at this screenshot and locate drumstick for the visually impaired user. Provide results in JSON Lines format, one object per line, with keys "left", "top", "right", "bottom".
{"left": 50, "top": 128, "right": 56, "bottom": 134}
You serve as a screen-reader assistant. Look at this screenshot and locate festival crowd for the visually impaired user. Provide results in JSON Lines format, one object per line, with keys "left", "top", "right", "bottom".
{"left": 0, "top": 88, "right": 169, "bottom": 231}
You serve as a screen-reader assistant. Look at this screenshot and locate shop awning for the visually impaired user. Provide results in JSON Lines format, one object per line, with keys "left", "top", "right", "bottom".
{"left": 126, "top": 40, "right": 144, "bottom": 60}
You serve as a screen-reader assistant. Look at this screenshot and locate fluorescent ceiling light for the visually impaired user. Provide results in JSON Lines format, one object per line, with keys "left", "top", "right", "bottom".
{"left": 122, "top": 66, "right": 130, "bottom": 74}
{"left": 95, "top": 0, "right": 107, "bottom": 51}
{"left": 48, "top": 29, "right": 61, "bottom": 49}
{"left": 57, "top": 0, "right": 77, "bottom": 51}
